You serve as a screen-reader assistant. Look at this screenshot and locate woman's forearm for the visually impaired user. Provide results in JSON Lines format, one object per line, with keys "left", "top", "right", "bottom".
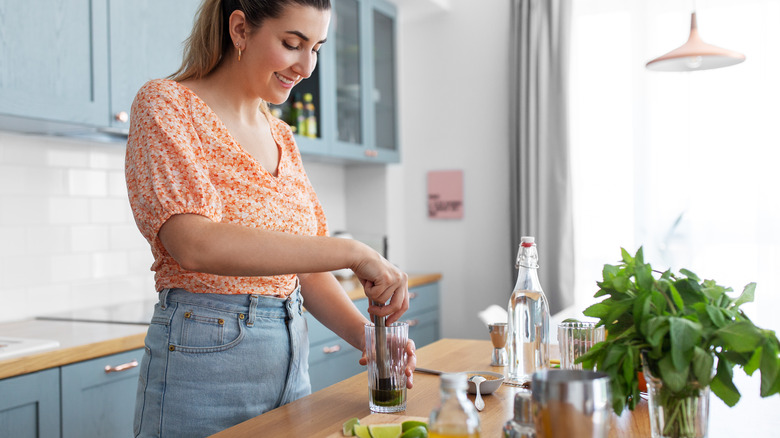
{"left": 159, "top": 213, "right": 370, "bottom": 277}
{"left": 299, "top": 272, "right": 370, "bottom": 351}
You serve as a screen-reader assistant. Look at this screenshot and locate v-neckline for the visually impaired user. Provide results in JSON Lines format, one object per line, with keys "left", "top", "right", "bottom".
{"left": 170, "top": 79, "right": 284, "bottom": 179}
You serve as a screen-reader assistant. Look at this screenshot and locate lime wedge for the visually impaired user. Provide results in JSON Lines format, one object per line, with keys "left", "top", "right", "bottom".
{"left": 369, "top": 424, "right": 403, "bottom": 438}
{"left": 342, "top": 417, "right": 360, "bottom": 436}
{"left": 353, "top": 424, "right": 372, "bottom": 438}
{"left": 401, "top": 421, "right": 427, "bottom": 432}
{"left": 400, "top": 425, "right": 428, "bottom": 438}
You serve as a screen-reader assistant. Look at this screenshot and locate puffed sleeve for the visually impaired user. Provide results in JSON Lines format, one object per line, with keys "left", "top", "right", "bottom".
{"left": 125, "top": 80, "right": 223, "bottom": 248}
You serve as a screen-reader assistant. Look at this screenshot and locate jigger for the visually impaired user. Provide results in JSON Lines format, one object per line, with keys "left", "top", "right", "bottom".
{"left": 488, "top": 322, "right": 508, "bottom": 366}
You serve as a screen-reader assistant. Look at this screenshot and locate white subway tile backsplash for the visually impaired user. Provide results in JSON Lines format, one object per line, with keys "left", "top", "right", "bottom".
{"left": 92, "top": 252, "right": 128, "bottom": 278}
{"left": 46, "top": 147, "right": 90, "bottom": 168}
{"left": 27, "top": 226, "right": 70, "bottom": 254}
{"left": 0, "top": 227, "right": 27, "bottom": 256}
{"left": 109, "top": 224, "right": 147, "bottom": 250}
{"left": 90, "top": 198, "right": 131, "bottom": 223}
{"left": 0, "top": 196, "right": 49, "bottom": 226}
{"left": 108, "top": 170, "right": 128, "bottom": 198}
{"left": 48, "top": 197, "right": 90, "bottom": 224}
{"left": 50, "top": 253, "right": 92, "bottom": 283}
{"left": 68, "top": 169, "right": 109, "bottom": 197}
{"left": 89, "top": 148, "right": 125, "bottom": 170}
{"left": 71, "top": 225, "right": 110, "bottom": 252}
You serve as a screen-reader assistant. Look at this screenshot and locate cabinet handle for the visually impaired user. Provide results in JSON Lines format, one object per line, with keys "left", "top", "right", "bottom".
{"left": 322, "top": 344, "right": 341, "bottom": 354}
{"left": 409, "top": 292, "right": 418, "bottom": 300}
{"left": 104, "top": 359, "right": 139, "bottom": 374}
{"left": 404, "top": 319, "right": 419, "bottom": 327}
{"left": 364, "top": 149, "right": 378, "bottom": 158}
{"left": 115, "top": 111, "right": 129, "bottom": 123}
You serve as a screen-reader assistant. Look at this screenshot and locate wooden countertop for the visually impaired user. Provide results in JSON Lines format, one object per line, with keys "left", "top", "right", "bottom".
{"left": 212, "top": 339, "right": 780, "bottom": 438}
{"left": 0, "top": 273, "right": 441, "bottom": 380}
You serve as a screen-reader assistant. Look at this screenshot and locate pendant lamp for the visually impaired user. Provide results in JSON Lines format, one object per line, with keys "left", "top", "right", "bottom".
{"left": 646, "top": 12, "right": 745, "bottom": 72}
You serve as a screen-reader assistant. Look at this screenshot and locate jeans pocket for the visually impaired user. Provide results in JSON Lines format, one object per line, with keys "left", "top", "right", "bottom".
{"left": 170, "top": 305, "right": 245, "bottom": 353}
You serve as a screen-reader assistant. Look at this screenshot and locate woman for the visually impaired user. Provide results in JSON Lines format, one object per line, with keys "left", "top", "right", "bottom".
{"left": 125, "top": 0, "right": 415, "bottom": 436}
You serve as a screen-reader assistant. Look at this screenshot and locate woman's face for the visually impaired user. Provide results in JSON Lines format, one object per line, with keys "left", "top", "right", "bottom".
{"left": 243, "top": 5, "right": 331, "bottom": 105}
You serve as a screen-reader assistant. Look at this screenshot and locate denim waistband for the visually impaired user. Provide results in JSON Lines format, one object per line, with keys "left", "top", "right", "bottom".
{"left": 158, "top": 287, "right": 304, "bottom": 326}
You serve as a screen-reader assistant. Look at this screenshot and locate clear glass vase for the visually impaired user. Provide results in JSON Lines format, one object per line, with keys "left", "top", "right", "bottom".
{"left": 642, "top": 356, "right": 710, "bottom": 438}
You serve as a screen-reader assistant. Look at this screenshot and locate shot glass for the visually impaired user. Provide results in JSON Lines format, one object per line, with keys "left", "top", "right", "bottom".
{"left": 557, "top": 321, "right": 605, "bottom": 370}
{"left": 365, "top": 321, "right": 409, "bottom": 413}
{"left": 488, "top": 322, "right": 508, "bottom": 366}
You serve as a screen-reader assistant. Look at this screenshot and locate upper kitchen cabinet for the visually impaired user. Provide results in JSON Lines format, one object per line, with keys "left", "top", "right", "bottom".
{"left": 0, "top": 0, "right": 198, "bottom": 131}
{"left": 327, "top": 0, "right": 399, "bottom": 163}
{"left": 0, "top": 0, "right": 110, "bottom": 126}
{"left": 108, "top": 0, "right": 200, "bottom": 131}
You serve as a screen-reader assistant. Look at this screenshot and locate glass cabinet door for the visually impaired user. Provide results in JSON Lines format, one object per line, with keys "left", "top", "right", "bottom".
{"left": 372, "top": 7, "right": 397, "bottom": 153}
{"left": 334, "top": 0, "right": 363, "bottom": 145}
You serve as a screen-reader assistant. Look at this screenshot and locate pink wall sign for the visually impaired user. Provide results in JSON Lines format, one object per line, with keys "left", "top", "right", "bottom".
{"left": 427, "top": 170, "right": 464, "bottom": 219}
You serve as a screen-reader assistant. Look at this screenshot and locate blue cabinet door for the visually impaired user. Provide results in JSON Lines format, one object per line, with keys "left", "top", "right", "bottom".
{"left": 0, "top": 0, "right": 109, "bottom": 126}
{"left": 60, "top": 348, "right": 143, "bottom": 438}
{"left": 108, "top": 0, "right": 201, "bottom": 131}
{"left": 0, "top": 368, "right": 60, "bottom": 438}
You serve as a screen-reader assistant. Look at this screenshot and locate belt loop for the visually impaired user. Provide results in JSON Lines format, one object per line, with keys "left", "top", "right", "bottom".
{"left": 158, "top": 288, "right": 171, "bottom": 310}
{"left": 247, "top": 294, "right": 258, "bottom": 327}
{"left": 296, "top": 286, "right": 303, "bottom": 315}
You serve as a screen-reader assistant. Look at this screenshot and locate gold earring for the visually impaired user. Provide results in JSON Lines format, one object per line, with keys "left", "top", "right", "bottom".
{"left": 235, "top": 42, "right": 242, "bottom": 62}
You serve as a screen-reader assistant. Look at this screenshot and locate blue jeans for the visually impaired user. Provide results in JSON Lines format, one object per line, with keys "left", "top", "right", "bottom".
{"left": 133, "top": 287, "right": 311, "bottom": 437}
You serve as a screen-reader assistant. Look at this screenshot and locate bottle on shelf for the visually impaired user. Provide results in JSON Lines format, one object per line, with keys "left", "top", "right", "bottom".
{"left": 428, "top": 373, "right": 480, "bottom": 438}
{"left": 288, "top": 93, "right": 305, "bottom": 136}
{"left": 303, "top": 93, "right": 318, "bottom": 138}
{"left": 506, "top": 236, "right": 550, "bottom": 385}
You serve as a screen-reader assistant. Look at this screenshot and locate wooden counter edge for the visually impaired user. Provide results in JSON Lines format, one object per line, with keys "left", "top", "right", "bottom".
{"left": 0, "top": 332, "right": 146, "bottom": 380}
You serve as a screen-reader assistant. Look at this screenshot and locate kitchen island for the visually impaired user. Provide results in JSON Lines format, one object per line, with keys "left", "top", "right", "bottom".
{"left": 213, "top": 339, "right": 780, "bottom": 438}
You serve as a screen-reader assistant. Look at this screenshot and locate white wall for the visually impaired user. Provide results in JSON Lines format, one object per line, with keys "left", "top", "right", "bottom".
{"left": 390, "top": 0, "right": 513, "bottom": 339}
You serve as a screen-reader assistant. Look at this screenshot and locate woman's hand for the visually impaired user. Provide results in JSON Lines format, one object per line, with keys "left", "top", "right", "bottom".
{"left": 351, "top": 243, "right": 409, "bottom": 324}
{"left": 359, "top": 338, "right": 417, "bottom": 389}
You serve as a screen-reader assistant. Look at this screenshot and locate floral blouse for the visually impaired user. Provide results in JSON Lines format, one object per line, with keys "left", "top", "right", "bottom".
{"left": 125, "top": 79, "right": 328, "bottom": 297}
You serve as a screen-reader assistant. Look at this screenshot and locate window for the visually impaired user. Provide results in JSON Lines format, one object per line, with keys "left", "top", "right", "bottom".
{"left": 569, "top": 0, "right": 780, "bottom": 331}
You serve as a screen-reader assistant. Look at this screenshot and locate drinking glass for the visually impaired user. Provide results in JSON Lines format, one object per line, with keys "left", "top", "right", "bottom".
{"left": 365, "top": 321, "right": 408, "bottom": 413}
{"left": 557, "top": 322, "right": 605, "bottom": 370}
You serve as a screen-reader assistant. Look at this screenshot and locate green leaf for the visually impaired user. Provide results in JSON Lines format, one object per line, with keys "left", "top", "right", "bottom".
{"left": 583, "top": 302, "right": 611, "bottom": 320}
{"left": 635, "top": 262, "right": 654, "bottom": 292}
{"left": 692, "top": 346, "right": 714, "bottom": 385}
{"left": 705, "top": 304, "right": 727, "bottom": 328}
{"left": 668, "top": 283, "right": 684, "bottom": 312}
{"left": 715, "top": 321, "right": 763, "bottom": 353}
{"left": 760, "top": 341, "right": 780, "bottom": 397}
{"left": 621, "top": 247, "right": 633, "bottom": 264}
{"left": 670, "top": 317, "right": 702, "bottom": 370}
{"left": 733, "top": 282, "right": 756, "bottom": 309}
{"left": 679, "top": 268, "right": 700, "bottom": 282}
{"left": 658, "top": 355, "right": 687, "bottom": 393}
{"left": 744, "top": 346, "right": 761, "bottom": 376}
{"left": 701, "top": 283, "right": 728, "bottom": 301}
{"left": 646, "top": 316, "right": 670, "bottom": 348}
{"left": 711, "top": 357, "right": 741, "bottom": 407}
{"left": 674, "top": 278, "right": 705, "bottom": 306}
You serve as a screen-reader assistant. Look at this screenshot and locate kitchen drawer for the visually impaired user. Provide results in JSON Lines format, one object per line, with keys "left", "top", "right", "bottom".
{"left": 0, "top": 368, "right": 60, "bottom": 438}
{"left": 308, "top": 338, "right": 363, "bottom": 392}
{"left": 61, "top": 348, "right": 143, "bottom": 438}
{"left": 403, "top": 308, "right": 439, "bottom": 349}
{"left": 408, "top": 283, "right": 439, "bottom": 314}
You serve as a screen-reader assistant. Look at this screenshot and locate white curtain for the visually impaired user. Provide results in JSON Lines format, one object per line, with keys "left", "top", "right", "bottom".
{"left": 509, "top": 0, "right": 574, "bottom": 313}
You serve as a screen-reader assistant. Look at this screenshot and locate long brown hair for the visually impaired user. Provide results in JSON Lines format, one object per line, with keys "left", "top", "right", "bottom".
{"left": 170, "top": 0, "right": 331, "bottom": 82}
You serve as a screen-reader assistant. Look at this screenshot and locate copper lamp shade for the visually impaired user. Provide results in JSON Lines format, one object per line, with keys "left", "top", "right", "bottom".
{"left": 646, "top": 12, "right": 745, "bottom": 72}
